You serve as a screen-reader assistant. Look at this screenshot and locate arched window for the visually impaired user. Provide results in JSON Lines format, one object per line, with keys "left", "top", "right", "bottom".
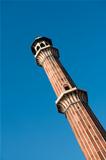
{"left": 63, "top": 84, "right": 70, "bottom": 90}
{"left": 36, "top": 46, "right": 40, "bottom": 51}
{"left": 40, "top": 43, "right": 45, "bottom": 47}
{"left": 45, "top": 42, "right": 48, "bottom": 46}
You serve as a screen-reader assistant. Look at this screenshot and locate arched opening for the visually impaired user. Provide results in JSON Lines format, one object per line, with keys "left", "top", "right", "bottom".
{"left": 45, "top": 42, "right": 48, "bottom": 46}
{"left": 63, "top": 84, "right": 70, "bottom": 90}
{"left": 36, "top": 46, "right": 40, "bottom": 51}
{"left": 40, "top": 43, "right": 45, "bottom": 47}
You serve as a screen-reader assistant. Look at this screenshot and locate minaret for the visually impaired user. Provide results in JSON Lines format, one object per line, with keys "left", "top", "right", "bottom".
{"left": 31, "top": 37, "right": 106, "bottom": 160}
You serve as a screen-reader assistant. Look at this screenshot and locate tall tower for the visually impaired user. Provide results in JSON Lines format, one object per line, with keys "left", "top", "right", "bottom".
{"left": 31, "top": 37, "right": 106, "bottom": 160}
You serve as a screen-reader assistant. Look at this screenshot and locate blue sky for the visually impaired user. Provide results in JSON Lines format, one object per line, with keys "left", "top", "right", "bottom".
{"left": 1, "top": 1, "right": 106, "bottom": 160}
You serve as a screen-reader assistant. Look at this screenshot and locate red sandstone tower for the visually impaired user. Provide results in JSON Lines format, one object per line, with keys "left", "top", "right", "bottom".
{"left": 31, "top": 37, "right": 106, "bottom": 160}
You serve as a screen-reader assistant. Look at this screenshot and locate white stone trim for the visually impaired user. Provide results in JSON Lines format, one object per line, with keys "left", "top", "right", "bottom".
{"left": 34, "top": 45, "right": 51, "bottom": 58}
{"left": 55, "top": 87, "right": 77, "bottom": 105}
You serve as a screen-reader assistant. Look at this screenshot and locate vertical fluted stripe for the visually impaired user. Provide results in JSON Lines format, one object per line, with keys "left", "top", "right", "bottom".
{"left": 72, "top": 94, "right": 106, "bottom": 159}
{"left": 67, "top": 107, "right": 95, "bottom": 160}
{"left": 66, "top": 111, "right": 91, "bottom": 159}
{"left": 78, "top": 102, "right": 106, "bottom": 157}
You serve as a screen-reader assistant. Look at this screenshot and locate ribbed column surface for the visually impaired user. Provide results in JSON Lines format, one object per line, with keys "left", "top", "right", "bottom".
{"left": 42, "top": 49, "right": 75, "bottom": 97}
{"left": 64, "top": 94, "right": 106, "bottom": 160}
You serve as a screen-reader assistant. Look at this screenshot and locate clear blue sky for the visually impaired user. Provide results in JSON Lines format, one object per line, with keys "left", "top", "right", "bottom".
{"left": 1, "top": 1, "right": 106, "bottom": 160}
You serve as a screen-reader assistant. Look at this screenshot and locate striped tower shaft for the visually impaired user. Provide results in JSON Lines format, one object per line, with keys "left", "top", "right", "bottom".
{"left": 31, "top": 37, "right": 106, "bottom": 160}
